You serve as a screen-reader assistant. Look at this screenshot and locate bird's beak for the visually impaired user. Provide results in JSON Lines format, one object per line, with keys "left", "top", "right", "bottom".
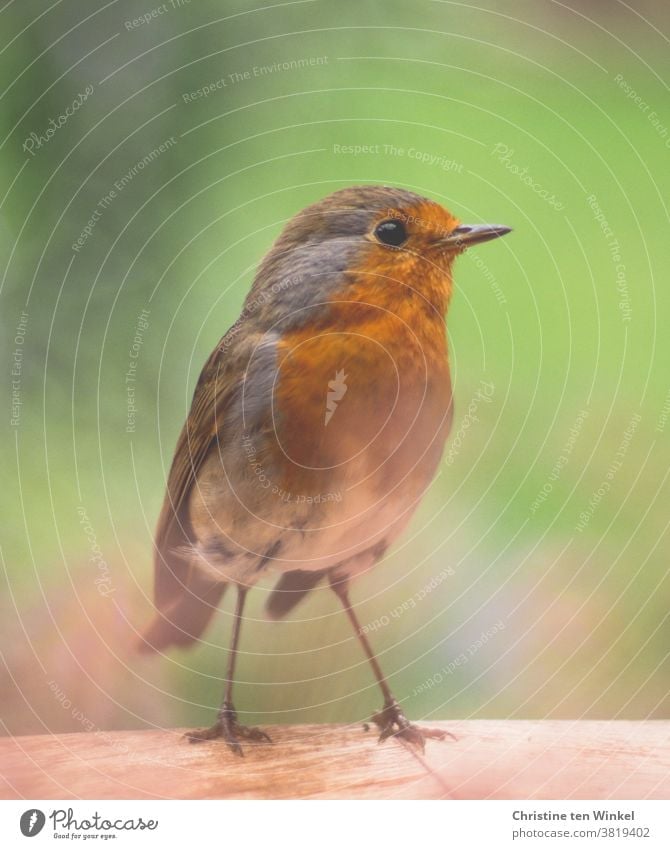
{"left": 440, "top": 224, "right": 512, "bottom": 249}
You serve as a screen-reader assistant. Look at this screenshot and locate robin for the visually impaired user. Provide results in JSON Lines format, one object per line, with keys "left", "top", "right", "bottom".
{"left": 139, "top": 185, "right": 511, "bottom": 754}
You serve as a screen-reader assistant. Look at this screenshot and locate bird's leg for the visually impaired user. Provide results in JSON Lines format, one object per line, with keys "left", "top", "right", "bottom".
{"left": 330, "top": 577, "right": 453, "bottom": 752}
{"left": 185, "top": 586, "right": 271, "bottom": 755}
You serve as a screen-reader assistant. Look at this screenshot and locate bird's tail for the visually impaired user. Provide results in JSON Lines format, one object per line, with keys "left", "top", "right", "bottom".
{"left": 265, "top": 569, "right": 327, "bottom": 619}
{"left": 137, "top": 580, "right": 227, "bottom": 653}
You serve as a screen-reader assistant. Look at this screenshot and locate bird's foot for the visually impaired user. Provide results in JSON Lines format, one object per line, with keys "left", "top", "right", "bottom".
{"left": 371, "top": 699, "right": 454, "bottom": 752}
{"left": 184, "top": 702, "right": 272, "bottom": 756}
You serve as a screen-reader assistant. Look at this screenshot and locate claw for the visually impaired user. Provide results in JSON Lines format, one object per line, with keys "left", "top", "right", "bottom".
{"left": 237, "top": 725, "right": 273, "bottom": 744}
{"left": 184, "top": 704, "right": 272, "bottom": 755}
{"left": 370, "top": 699, "right": 454, "bottom": 751}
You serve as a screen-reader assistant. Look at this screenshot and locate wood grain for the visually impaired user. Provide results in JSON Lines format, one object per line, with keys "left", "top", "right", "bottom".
{"left": 1, "top": 721, "right": 669, "bottom": 800}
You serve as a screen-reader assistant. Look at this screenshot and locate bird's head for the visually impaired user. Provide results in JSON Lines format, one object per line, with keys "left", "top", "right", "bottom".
{"left": 247, "top": 185, "right": 511, "bottom": 328}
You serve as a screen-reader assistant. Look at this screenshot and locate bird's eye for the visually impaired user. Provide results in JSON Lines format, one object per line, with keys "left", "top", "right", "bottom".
{"left": 374, "top": 219, "right": 408, "bottom": 247}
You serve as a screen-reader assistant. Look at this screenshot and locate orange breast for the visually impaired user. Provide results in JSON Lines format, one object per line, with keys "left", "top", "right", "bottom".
{"left": 269, "top": 272, "right": 453, "bottom": 499}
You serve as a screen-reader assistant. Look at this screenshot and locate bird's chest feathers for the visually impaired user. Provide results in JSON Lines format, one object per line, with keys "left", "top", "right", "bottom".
{"left": 271, "top": 312, "right": 452, "bottom": 492}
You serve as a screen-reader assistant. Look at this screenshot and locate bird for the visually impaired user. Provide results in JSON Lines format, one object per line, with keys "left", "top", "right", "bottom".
{"left": 139, "top": 185, "right": 511, "bottom": 754}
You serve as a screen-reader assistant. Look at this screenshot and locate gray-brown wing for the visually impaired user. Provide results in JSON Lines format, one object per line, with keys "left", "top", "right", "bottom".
{"left": 139, "top": 324, "right": 281, "bottom": 651}
{"left": 152, "top": 334, "right": 236, "bottom": 611}
{"left": 138, "top": 334, "right": 238, "bottom": 652}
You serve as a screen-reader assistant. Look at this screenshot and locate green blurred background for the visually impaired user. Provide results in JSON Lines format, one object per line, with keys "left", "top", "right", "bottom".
{"left": 1, "top": 0, "right": 669, "bottom": 738}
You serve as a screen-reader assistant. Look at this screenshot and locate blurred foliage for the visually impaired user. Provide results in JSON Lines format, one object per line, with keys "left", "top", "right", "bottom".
{"left": 1, "top": 0, "right": 669, "bottom": 735}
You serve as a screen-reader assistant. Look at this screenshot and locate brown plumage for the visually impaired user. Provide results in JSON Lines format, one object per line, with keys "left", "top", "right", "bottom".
{"left": 139, "top": 185, "right": 511, "bottom": 752}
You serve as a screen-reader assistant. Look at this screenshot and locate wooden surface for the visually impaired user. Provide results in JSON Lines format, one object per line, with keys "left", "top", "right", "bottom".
{"left": 1, "top": 721, "right": 669, "bottom": 800}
